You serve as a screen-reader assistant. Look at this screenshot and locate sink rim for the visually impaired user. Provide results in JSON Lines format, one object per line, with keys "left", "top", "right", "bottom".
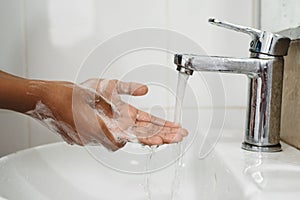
{"left": 1, "top": 130, "right": 300, "bottom": 200}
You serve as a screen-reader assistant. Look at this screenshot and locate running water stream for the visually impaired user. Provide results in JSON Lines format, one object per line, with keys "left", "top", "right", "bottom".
{"left": 144, "top": 72, "right": 189, "bottom": 200}
{"left": 144, "top": 146, "right": 155, "bottom": 200}
{"left": 171, "top": 72, "right": 189, "bottom": 200}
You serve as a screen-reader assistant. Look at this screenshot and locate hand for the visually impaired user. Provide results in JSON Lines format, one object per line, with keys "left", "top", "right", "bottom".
{"left": 26, "top": 79, "right": 188, "bottom": 151}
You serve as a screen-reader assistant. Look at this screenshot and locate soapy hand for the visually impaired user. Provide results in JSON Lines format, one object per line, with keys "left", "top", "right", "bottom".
{"left": 81, "top": 79, "right": 188, "bottom": 149}
{"left": 26, "top": 79, "right": 188, "bottom": 151}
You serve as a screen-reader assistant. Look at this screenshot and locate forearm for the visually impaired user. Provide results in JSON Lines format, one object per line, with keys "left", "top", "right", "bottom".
{"left": 0, "top": 70, "right": 41, "bottom": 113}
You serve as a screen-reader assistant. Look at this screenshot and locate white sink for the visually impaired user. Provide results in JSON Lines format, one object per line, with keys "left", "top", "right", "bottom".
{"left": 1, "top": 130, "right": 300, "bottom": 200}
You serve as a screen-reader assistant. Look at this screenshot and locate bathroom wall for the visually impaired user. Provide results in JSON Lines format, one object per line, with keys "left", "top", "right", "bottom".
{"left": 0, "top": 0, "right": 254, "bottom": 156}
{"left": 261, "top": 0, "right": 300, "bottom": 32}
{"left": 260, "top": 0, "right": 300, "bottom": 149}
{"left": 0, "top": 0, "right": 30, "bottom": 156}
{"left": 281, "top": 40, "right": 300, "bottom": 149}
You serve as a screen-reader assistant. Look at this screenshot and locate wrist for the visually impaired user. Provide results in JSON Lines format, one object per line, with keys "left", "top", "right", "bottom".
{"left": 0, "top": 71, "right": 45, "bottom": 113}
{"left": 26, "top": 79, "right": 50, "bottom": 111}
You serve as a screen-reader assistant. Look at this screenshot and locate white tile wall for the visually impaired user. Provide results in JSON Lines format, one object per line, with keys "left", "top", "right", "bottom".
{"left": 167, "top": 0, "right": 252, "bottom": 108}
{"left": 168, "top": 0, "right": 253, "bottom": 57}
{"left": 1, "top": 0, "right": 254, "bottom": 156}
{"left": 261, "top": 0, "right": 300, "bottom": 32}
{"left": 0, "top": 0, "right": 26, "bottom": 76}
{"left": 25, "top": 0, "right": 169, "bottom": 81}
{"left": 0, "top": 0, "right": 29, "bottom": 157}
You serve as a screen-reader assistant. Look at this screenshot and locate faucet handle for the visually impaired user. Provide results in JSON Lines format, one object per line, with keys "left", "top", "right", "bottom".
{"left": 208, "top": 18, "right": 291, "bottom": 57}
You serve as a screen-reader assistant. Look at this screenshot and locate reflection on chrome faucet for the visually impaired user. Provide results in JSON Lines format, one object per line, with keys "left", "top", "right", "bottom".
{"left": 174, "top": 18, "right": 291, "bottom": 152}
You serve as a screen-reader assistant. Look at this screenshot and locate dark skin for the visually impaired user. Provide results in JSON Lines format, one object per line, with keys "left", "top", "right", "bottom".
{"left": 0, "top": 70, "right": 188, "bottom": 151}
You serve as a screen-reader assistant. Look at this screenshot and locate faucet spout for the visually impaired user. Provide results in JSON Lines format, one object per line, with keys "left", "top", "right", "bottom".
{"left": 174, "top": 54, "right": 263, "bottom": 76}
{"left": 174, "top": 53, "right": 284, "bottom": 152}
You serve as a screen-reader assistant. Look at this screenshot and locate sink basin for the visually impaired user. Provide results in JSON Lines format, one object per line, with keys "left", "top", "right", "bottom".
{"left": 1, "top": 130, "right": 300, "bottom": 200}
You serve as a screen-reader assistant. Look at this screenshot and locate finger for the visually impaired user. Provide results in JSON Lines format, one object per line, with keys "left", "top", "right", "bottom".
{"left": 80, "top": 79, "right": 117, "bottom": 101}
{"left": 138, "top": 131, "right": 183, "bottom": 145}
{"left": 136, "top": 121, "right": 187, "bottom": 137}
{"left": 134, "top": 122, "right": 188, "bottom": 143}
{"left": 133, "top": 122, "right": 162, "bottom": 138}
{"left": 159, "top": 132, "right": 184, "bottom": 144}
{"left": 116, "top": 81, "right": 148, "bottom": 96}
{"left": 138, "top": 136, "right": 163, "bottom": 146}
{"left": 136, "top": 110, "right": 180, "bottom": 127}
{"left": 158, "top": 127, "right": 188, "bottom": 138}
{"left": 80, "top": 79, "right": 148, "bottom": 96}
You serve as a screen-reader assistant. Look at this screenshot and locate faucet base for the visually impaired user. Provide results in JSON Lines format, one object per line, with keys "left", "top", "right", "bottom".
{"left": 241, "top": 142, "right": 282, "bottom": 152}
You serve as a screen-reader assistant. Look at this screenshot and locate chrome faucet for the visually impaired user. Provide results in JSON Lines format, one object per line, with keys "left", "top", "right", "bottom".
{"left": 174, "top": 18, "right": 291, "bottom": 152}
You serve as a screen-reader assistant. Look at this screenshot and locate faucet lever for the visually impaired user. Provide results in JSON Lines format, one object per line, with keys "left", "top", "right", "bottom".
{"left": 208, "top": 18, "right": 261, "bottom": 38}
{"left": 208, "top": 18, "right": 291, "bottom": 57}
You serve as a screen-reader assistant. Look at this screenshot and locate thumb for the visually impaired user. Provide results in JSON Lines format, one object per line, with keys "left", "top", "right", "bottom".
{"left": 117, "top": 81, "right": 148, "bottom": 96}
